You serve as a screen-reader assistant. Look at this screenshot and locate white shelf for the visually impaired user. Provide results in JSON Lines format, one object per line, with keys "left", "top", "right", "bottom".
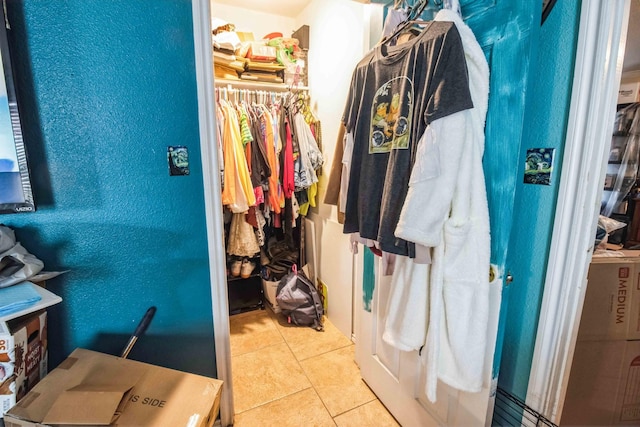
{"left": 0, "top": 282, "right": 62, "bottom": 323}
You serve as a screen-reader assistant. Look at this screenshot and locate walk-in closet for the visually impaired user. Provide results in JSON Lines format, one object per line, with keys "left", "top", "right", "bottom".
{"left": 205, "top": 1, "right": 639, "bottom": 426}
{"left": 207, "top": 0, "right": 541, "bottom": 425}
{"left": 209, "top": 0, "right": 386, "bottom": 424}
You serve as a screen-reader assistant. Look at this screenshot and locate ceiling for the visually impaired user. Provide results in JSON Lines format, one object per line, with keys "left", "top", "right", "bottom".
{"left": 211, "top": 0, "right": 640, "bottom": 71}
{"left": 623, "top": 0, "right": 640, "bottom": 72}
{"left": 212, "top": 0, "right": 313, "bottom": 17}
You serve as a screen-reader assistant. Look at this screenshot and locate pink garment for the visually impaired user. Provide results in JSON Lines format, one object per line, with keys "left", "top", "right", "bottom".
{"left": 283, "top": 119, "right": 295, "bottom": 199}
{"left": 254, "top": 186, "right": 265, "bottom": 205}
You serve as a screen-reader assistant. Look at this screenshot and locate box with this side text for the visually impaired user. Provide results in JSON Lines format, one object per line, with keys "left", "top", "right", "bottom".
{"left": 0, "top": 310, "right": 47, "bottom": 419}
{"left": 5, "top": 348, "right": 223, "bottom": 427}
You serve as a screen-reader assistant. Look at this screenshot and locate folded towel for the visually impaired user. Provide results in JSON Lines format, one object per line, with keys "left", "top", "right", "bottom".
{"left": 0, "top": 282, "right": 42, "bottom": 317}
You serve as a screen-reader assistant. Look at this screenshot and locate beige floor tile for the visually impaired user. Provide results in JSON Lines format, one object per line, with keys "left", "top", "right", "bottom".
{"left": 300, "top": 345, "right": 376, "bottom": 417}
{"left": 229, "top": 309, "right": 283, "bottom": 356}
{"left": 233, "top": 388, "right": 336, "bottom": 427}
{"left": 232, "top": 342, "right": 312, "bottom": 413}
{"left": 269, "top": 312, "right": 353, "bottom": 361}
{"left": 334, "top": 400, "right": 400, "bottom": 427}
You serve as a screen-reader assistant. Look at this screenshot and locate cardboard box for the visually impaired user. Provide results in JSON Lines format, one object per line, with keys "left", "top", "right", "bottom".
{"left": 0, "top": 310, "right": 47, "bottom": 419}
{"left": 562, "top": 340, "right": 640, "bottom": 425}
{"left": 618, "top": 82, "right": 640, "bottom": 104}
{"left": 4, "top": 348, "right": 222, "bottom": 427}
{"left": 580, "top": 253, "right": 640, "bottom": 341}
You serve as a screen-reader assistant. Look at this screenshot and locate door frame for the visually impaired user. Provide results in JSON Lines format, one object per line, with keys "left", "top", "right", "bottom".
{"left": 190, "top": 0, "right": 633, "bottom": 426}
{"left": 191, "top": 1, "right": 235, "bottom": 426}
{"left": 525, "top": 0, "right": 631, "bottom": 423}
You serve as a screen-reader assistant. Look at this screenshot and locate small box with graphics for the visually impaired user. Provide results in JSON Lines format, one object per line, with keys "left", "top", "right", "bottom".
{"left": 0, "top": 310, "right": 47, "bottom": 419}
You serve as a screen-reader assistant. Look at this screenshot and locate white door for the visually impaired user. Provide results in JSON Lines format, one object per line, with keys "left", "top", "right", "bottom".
{"left": 356, "top": 252, "right": 502, "bottom": 426}
{"left": 355, "top": 1, "right": 540, "bottom": 425}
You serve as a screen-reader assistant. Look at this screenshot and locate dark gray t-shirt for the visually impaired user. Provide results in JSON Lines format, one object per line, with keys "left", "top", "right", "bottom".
{"left": 342, "top": 21, "right": 473, "bottom": 256}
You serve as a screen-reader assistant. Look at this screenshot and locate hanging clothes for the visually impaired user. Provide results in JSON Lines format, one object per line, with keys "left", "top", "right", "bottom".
{"left": 227, "top": 212, "right": 261, "bottom": 257}
{"left": 220, "top": 101, "right": 255, "bottom": 213}
{"left": 280, "top": 114, "right": 296, "bottom": 199}
{"left": 384, "top": 7, "right": 492, "bottom": 402}
{"left": 262, "top": 106, "right": 284, "bottom": 214}
{"left": 293, "top": 112, "right": 323, "bottom": 190}
{"left": 341, "top": 20, "right": 473, "bottom": 257}
{"left": 215, "top": 86, "right": 322, "bottom": 263}
{"left": 334, "top": 1, "right": 493, "bottom": 403}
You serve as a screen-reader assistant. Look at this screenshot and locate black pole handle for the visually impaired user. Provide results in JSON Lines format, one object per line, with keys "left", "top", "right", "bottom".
{"left": 121, "top": 306, "right": 157, "bottom": 359}
{"left": 133, "top": 306, "right": 156, "bottom": 338}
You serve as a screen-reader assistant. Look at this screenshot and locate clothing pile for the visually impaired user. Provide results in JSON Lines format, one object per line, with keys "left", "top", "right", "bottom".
{"left": 217, "top": 90, "right": 323, "bottom": 281}
{"left": 212, "top": 18, "right": 303, "bottom": 84}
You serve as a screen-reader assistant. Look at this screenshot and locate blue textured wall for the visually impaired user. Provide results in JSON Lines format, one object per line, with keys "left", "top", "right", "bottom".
{"left": 4, "top": 0, "right": 216, "bottom": 376}
{"left": 497, "top": 0, "right": 581, "bottom": 398}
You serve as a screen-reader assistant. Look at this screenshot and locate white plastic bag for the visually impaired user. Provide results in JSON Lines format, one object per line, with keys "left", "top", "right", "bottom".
{"left": 0, "top": 225, "right": 44, "bottom": 288}
{"left": 594, "top": 215, "right": 627, "bottom": 252}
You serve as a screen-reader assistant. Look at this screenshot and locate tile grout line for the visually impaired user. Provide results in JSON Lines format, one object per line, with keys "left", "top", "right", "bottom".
{"left": 330, "top": 395, "right": 379, "bottom": 419}
{"left": 231, "top": 309, "right": 319, "bottom": 418}
{"left": 295, "top": 342, "right": 353, "bottom": 362}
{"left": 262, "top": 313, "right": 348, "bottom": 426}
{"left": 230, "top": 339, "right": 285, "bottom": 359}
{"left": 265, "top": 309, "right": 344, "bottom": 424}
{"left": 232, "top": 309, "right": 376, "bottom": 424}
{"left": 232, "top": 385, "right": 315, "bottom": 416}
{"left": 230, "top": 340, "right": 314, "bottom": 416}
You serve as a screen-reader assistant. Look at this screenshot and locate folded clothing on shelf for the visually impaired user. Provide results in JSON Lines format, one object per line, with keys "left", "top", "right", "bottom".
{"left": 214, "top": 65, "right": 241, "bottom": 80}
{"left": 247, "top": 42, "right": 277, "bottom": 62}
{"left": 213, "top": 50, "right": 246, "bottom": 72}
{"left": 246, "top": 61, "right": 285, "bottom": 72}
{"left": 212, "top": 30, "right": 242, "bottom": 52}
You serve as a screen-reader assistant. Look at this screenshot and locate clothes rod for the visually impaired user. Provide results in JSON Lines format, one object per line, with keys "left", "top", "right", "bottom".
{"left": 213, "top": 78, "right": 308, "bottom": 92}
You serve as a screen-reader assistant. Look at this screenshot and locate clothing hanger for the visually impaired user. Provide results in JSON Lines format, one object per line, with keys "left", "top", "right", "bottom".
{"left": 393, "top": 0, "right": 409, "bottom": 10}
{"left": 380, "top": 0, "right": 432, "bottom": 47}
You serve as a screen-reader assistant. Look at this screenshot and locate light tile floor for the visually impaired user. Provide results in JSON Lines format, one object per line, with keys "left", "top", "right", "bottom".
{"left": 229, "top": 307, "right": 400, "bottom": 426}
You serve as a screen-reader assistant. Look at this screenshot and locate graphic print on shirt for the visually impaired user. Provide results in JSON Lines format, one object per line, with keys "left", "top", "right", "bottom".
{"left": 369, "top": 76, "right": 414, "bottom": 154}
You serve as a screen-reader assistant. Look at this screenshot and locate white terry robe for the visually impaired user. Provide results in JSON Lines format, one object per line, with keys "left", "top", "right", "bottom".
{"left": 384, "top": 8, "right": 495, "bottom": 402}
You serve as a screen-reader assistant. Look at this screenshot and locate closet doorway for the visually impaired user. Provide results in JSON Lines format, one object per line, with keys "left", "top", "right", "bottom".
{"left": 194, "top": 0, "right": 557, "bottom": 425}
{"left": 191, "top": 0, "right": 630, "bottom": 426}
{"left": 200, "top": 0, "right": 377, "bottom": 425}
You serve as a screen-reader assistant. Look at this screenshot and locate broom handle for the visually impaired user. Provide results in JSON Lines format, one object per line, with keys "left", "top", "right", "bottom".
{"left": 121, "top": 306, "right": 157, "bottom": 359}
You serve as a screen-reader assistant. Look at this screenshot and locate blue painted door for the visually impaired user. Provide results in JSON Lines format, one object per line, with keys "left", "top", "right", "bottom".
{"left": 356, "top": 1, "right": 540, "bottom": 425}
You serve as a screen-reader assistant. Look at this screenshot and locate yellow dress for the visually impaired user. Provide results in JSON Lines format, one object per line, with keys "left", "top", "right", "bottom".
{"left": 220, "top": 101, "right": 255, "bottom": 212}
